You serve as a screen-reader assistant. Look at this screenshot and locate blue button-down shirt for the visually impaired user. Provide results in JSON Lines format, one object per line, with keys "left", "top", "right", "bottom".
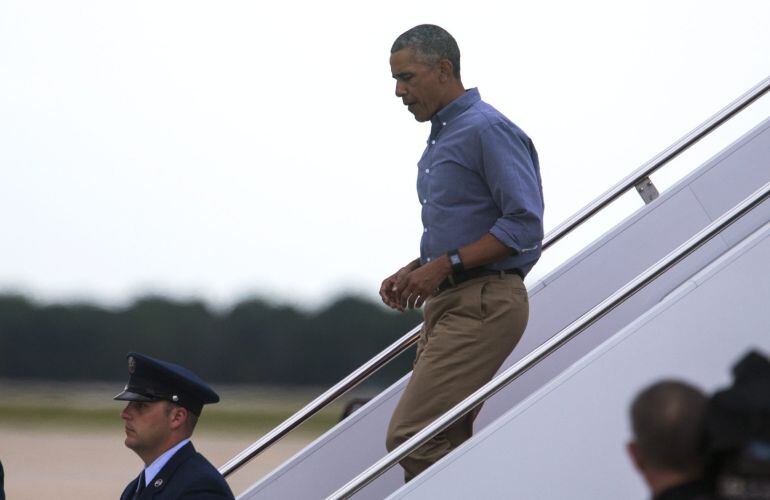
{"left": 417, "top": 88, "right": 544, "bottom": 276}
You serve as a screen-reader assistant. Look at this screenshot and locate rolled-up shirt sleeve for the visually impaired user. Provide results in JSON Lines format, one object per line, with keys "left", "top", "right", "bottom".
{"left": 479, "top": 122, "right": 545, "bottom": 254}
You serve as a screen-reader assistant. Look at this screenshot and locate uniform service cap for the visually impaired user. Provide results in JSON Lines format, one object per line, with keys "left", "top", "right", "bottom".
{"left": 113, "top": 352, "right": 219, "bottom": 416}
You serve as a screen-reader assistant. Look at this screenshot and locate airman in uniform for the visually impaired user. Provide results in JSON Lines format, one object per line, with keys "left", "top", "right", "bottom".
{"left": 115, "top": 352, "right": 234, "bottom": 500}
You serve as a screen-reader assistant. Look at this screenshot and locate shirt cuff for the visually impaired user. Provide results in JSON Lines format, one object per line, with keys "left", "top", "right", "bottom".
{"left": 489, "top": 221, "right": 541, "bottom": 255}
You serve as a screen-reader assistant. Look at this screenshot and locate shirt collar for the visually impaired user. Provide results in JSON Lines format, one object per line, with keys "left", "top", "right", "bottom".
{"left": 432, "top": 87, "right": 481, "bottom": 128}
{"left": 142, "top": 438, "right": 191, "bottom": 487}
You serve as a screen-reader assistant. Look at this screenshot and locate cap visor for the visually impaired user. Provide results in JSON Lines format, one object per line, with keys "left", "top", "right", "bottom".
{"left": 113, "top": 390, "right": 158, "bottom": 402}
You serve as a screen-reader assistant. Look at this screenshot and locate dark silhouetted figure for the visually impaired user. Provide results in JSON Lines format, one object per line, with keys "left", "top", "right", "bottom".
{"left": 701, "top": 350, "right": 770, "bottom": 500}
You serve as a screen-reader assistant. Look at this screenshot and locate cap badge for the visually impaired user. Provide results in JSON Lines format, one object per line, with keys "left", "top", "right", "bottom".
{"left": 154, "top": 478, "right": 163, "bottom": 487}
{"left": 172, "top": 395, "right": 179, "bottom": 402}
{"left": 128, "top": 356, "right": 136, "bottom": 374}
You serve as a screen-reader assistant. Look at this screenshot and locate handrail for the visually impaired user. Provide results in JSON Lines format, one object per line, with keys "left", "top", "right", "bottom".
{"left": 219, "top": 76, "right": 770, "bottom": 479}
{"left": 328, "top": 182, "right": 770, "bottom": 499}
{"left": 218, "top": 324, "right": 421, "bottom": 477}
{"left": 543, "top": 76, "right": 770, "bottom": 249}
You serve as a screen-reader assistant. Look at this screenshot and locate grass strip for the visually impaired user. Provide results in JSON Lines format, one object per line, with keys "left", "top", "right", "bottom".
{"left": 0, "top": 404, "right": 342, "bottom": 434}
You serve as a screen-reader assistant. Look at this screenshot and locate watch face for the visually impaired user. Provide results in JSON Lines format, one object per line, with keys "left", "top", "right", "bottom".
{"left": 449, "top": 251, "right": 463, "bottom": 272}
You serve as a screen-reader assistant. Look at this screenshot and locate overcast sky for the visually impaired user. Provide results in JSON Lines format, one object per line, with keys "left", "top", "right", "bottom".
{"left": 1, "top": 0, "right": 769, "bottom": 310}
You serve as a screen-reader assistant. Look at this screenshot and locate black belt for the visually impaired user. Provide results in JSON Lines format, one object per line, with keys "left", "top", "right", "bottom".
{"left": 438, "top": 268, "right": 524, "bottom": 291}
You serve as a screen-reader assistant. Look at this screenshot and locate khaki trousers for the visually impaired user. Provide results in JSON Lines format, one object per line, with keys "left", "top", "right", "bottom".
{"left": 385, "top": 272, "right": 529, "bottom": 482}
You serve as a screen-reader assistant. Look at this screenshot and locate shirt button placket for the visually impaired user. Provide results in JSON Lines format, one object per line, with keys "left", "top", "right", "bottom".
{"left": 424, "top": 128, "right": 437, "bottom": 264}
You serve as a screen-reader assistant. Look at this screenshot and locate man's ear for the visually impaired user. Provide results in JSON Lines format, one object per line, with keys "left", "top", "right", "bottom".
{"left": 169, "top": 405, "right": 188, "bottom": 431}
{"left": 627, "top": 441, "right": 645, "bottom": 472}
{"left": 438, "top": 59, "right": 454, "bottom": 82}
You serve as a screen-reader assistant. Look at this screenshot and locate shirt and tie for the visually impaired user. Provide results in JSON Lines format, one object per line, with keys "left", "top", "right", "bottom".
{"left": 133, "top": 439, "right": 190, "bottom": 498}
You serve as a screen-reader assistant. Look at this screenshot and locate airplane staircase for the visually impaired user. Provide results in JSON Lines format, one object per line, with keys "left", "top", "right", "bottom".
{"left": 222, "top": 77, "right": 770, "bottom": 499}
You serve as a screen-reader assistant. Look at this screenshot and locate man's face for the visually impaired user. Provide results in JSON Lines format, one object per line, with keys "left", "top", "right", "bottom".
{"left": 121, "top": 401, "right": 174, "bottom": 456}
{"left": 390, "top": 48, "right": 443, "bottom": 122}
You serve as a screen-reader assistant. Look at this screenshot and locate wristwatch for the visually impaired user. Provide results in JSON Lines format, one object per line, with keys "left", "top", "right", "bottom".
{"left": 447, "top": 249, "right": 464, "bottom": 274}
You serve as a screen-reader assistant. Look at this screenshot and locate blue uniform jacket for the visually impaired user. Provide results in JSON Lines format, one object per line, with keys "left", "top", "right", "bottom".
{"left": 119, "top": 442, "right": 234, "bottom": 500}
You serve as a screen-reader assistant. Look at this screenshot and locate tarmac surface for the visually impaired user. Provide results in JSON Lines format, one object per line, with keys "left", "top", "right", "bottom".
{"left": 1, "top": 425, "right": 310, "bottom": 499}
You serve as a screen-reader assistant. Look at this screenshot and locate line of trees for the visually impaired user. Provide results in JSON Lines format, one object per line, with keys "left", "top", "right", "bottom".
{"left": 0, "top": 294, "right": 421, "bottom": 386}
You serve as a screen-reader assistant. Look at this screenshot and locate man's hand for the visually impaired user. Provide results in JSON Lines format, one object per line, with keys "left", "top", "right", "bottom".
{"left": 380, "top": 259, "right": 421, "bottom": 311}
{"left": 380, "top": 235, "right": 513, "bottom": 311}
{"left": 380, "top": 267, "right": 411, "bottom": 311}
{"left": 394, "top": 257, "right": 451, "bottom": 310}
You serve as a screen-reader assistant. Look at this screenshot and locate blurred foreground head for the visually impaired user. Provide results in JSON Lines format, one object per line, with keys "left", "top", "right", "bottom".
{"left": 702, "top": 350, "right": 770, "bottom": 500}
{"left": 628, "top": 380, "right": 707, "bottom": 498}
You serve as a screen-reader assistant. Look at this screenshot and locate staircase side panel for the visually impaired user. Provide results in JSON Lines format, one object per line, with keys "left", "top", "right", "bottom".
{"left": 390, "top": 224, "right": 770, "bottom": 500}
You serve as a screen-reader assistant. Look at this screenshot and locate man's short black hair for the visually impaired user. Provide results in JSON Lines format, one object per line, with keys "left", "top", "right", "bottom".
{"left": 391, "top": 24, "right": 461, "bottom": 79}
{"left": 631, "top": 380, "right": 707, "bottom": 474}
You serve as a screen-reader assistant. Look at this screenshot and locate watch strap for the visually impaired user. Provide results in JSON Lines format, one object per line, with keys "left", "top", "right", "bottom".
{"left": 447, "top": 249, "right": 464, "bottom": 274}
